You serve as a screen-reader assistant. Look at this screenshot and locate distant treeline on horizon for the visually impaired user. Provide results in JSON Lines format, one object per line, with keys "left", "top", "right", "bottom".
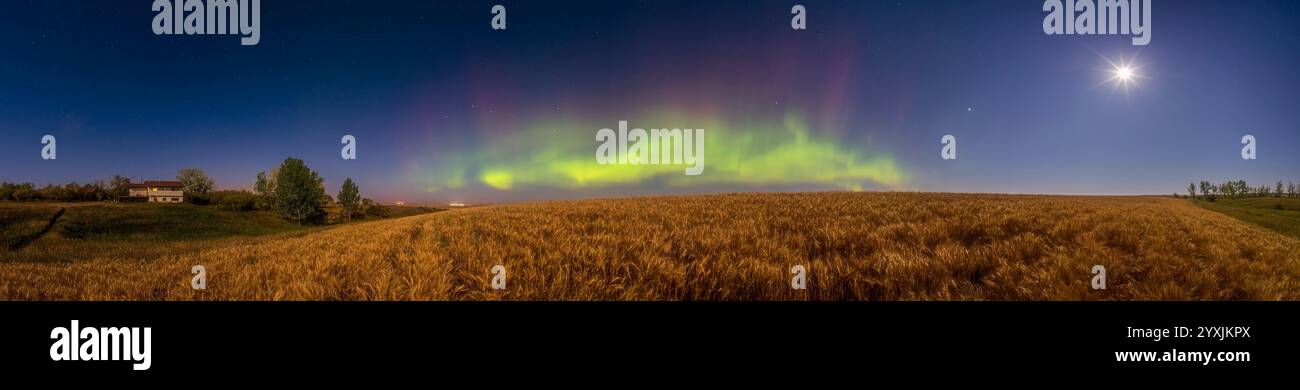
{"left": 1183, "top": 179, "right": 1299, "bottom": 201}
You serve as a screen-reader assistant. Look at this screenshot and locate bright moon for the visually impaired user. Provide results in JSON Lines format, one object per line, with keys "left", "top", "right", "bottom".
{"left": 1116, "top": 66, "right": 1133, "bottom": 80}
{"left": 1100, "top": 55, "right": 1144, "bottom": 94}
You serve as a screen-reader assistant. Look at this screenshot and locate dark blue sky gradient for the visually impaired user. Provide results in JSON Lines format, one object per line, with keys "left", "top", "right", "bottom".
{"left": 1, "top": 0, "right": 1297, "bottom": 203}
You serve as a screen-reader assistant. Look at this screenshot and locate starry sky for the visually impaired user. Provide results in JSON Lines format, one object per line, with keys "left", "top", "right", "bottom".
{"left": 1, "top": 0, "right": 1297, "bottom": 204}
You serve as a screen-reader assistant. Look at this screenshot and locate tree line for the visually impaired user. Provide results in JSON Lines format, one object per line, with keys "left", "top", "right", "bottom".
{"left": 0, "top": 176, "right": 134, "bottom": 202}
{"left": 0, "top": 157, "right": 386, "bottom": 225}
{"left": 0, "top": 170, "right": 217, "bottom": 203}
{"left": 1184, "top": 180, "right": 1298, "bottom": 201}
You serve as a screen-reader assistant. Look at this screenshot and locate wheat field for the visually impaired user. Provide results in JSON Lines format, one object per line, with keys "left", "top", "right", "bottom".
{"left": 2, "top": 192, "right": 1298, "bottom": 300}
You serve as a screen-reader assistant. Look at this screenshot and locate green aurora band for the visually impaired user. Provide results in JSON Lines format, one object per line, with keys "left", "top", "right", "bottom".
{"left": 410, "top": 111, "right": 906, "bottom": 193}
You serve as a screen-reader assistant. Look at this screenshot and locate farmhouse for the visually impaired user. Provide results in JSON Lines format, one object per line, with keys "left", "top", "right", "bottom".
{"left": 125, "top": 181, "right": 185, "bottom": 203}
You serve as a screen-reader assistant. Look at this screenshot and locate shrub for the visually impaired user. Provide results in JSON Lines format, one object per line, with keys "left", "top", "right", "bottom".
{"left": 364, "top": 204, "right": 391, "bottom": 218}
{"left": 208, "top": 190, "right": 258, "bottom": 212}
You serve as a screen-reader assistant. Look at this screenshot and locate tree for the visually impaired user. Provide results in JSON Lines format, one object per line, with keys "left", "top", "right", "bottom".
{"left": 80, "top": 183, "right": 100, "bottom": 201}
{"left": 177, "top": 168, "right": 214, "bottom": 202}
{"left": 337, "top": 178, "right": 361, "bottom": 222}
{"left": 254, "top": 170, "right": 277, "bottom": 210}
{"left": 272, "top": 158, "right": 326, "bottom": 224}
{"left": 1289, "top": 181, "right": 1296, "bottom": 198}
{"left": 63, "top": 183, "right": 81, "bottom": 201}
{"left": 1277, "top": 181, "right": 1285, "bottom": 198}
{"left": 1188, "top": 182, "right": 1197, "bottom": 200}
{"left": 12, "top": 183, "right": 35, "bottom": 201}
{"left": 109, "top": 175, "right": 132, "bottom": 199}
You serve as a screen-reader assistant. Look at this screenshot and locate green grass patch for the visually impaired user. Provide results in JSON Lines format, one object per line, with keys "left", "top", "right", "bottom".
{"left": 56, "top": 203, "right": 303, "bottom": 241}
{"left": 1195, "top": 197, "right": 1300, "bottom": 239}
{"left": 3, "top": 202, "right": 319, "bottom": 263}
{"left": 3, "top": 201, "right": 441, "bottom": 262}
{"left": 0, "top": 203, "right": 64, "bottom": 249}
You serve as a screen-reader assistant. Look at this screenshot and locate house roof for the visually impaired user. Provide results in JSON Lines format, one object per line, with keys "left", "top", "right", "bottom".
{"left": 128, "top": 180, "right": 183, "bottom": 188}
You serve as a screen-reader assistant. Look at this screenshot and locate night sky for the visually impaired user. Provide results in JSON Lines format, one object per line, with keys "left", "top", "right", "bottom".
{"left": 2, "top": 0, "right": 1297, "bottom": 204}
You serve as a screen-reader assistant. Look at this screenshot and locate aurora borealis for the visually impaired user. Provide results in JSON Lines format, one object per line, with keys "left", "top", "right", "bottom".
{"left": 3, "top": 1, "right": 1299, "bottom": 204}
{"left": 389, "top": 0, "right": 921, "bottom": 202}
{"left": 407, "top": 111, "right": 905, "bottom": 193}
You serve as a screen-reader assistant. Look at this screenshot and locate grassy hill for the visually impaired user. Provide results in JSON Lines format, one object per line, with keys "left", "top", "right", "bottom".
{"left": 0, "top": 203, "right": 64, "bottom": 250}
{"left": 58, "top": 203, "right": 303, "bottom": 240}
{"left": 2, "top": 193, "right": 1297, "bottom": 300}
{"left": 1194, "top": 197, "right": 1300, "bottom": 240}
{"left": 0, "top": 202, "right": 438, "bottom": 263}
{"left": 0, "top": 202, "right": 312, "bottom": 263}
